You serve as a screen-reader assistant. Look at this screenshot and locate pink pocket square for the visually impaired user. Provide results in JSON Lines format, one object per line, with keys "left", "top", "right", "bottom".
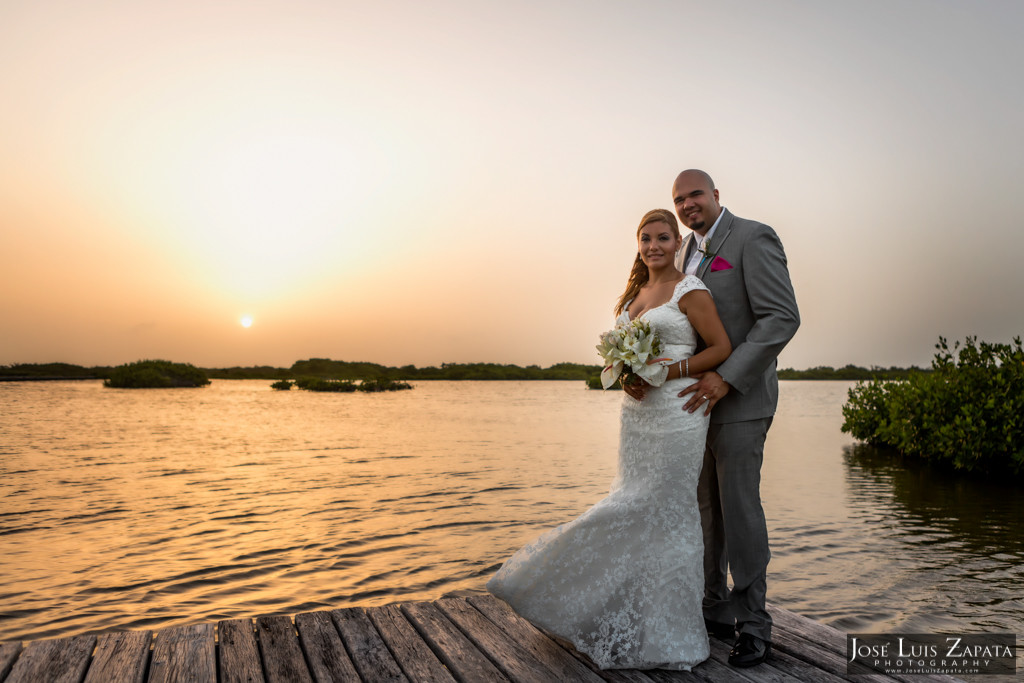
{"left": 709, "top": 256, "right": 733, "bottom": 272}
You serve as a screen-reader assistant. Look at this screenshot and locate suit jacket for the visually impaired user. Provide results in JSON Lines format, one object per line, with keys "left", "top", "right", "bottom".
{"left": 676, "top": 208, "right": 800, "bottom": 424}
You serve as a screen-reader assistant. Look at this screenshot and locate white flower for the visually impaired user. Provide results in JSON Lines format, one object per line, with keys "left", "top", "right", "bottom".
{"left": 596, "top": 318, "right": 668, "bottom": 389}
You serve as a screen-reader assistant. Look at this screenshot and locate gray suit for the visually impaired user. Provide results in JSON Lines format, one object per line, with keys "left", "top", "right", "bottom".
{"left": 676, "top": 208, "right": 799, "bottom": 641}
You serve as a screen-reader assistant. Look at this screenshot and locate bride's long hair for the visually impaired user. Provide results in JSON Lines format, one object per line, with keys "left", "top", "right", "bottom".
{"left": 614, "top": 209, "right": 681, "bottom": 316}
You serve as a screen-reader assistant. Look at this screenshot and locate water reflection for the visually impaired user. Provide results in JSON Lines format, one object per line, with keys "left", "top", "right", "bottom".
{"left": 757, "top": 381, "right": 1022, "bottom": 645}
{"left": 1, "top": 380, "right": 1021, "bottom": 647}
{"left": 837, "top": 444, "right": 1024, "bottom": 633}
{"left": 0, "top": 380, "right": 622, "bottom": 641}
{"left": 844, "top": 444, "right": 1022, "bottom": 555}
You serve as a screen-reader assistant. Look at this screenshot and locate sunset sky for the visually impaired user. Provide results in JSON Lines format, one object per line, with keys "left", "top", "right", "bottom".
{"left": 3, "top": 0, "right": 1022, "bottom": 370}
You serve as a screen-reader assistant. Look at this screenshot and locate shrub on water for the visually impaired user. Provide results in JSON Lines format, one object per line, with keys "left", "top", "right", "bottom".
{"left": 270, "top": 379, "right": 293, "bottom": 391}
{"left": 842, "top": 336, "right": 1024, "bottom": 476}
{"left": 297, "top": 377, "right": 358, "bottom": 392}
{"left": 841, "top": 379, "right": 900, "bottom": 444}
{"left": 104, "top": 360, "right": 211, "bottom": 388}
{"left": 291, "top": 376, "right": 413, "bottom": 392}
{"left": 586, "top": 374, "right": 625, "bottom": 390}
{"left": 357, "top": 378, "right": 412, "bottom": 392}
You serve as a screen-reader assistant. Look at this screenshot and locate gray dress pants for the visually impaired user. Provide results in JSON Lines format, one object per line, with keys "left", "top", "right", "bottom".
{"left": 698, "top": 417, "right": 773, "bottom": 641}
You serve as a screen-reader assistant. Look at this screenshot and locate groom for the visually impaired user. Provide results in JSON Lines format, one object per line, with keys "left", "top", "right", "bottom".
{"left": 673, "top": 169, "right": 799, "bottom": 667}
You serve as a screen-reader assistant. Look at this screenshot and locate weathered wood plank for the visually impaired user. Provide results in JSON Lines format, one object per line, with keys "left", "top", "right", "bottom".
{"left": 217, "top": 619, "right": 264, "bottom": 683}
{"left": 436, "top": 596, "right": 565, "bottom": 681}
{"left": 473, "top": 594, "right": 700, "bottom": 682}
{"left": 0, "top": 641, "right": 24, "bottom": 681}
{"left": 366, "top": 604, "right": 456, "bottom": 683}
{"left": 769, "top": 614, "right": 892, "bottom": 683}
{"left": 555, "top": 644, "right": 657, "bottom": 683}
{"left": 85, "top": 630, "right": 152, "bottom": 683}
{"left": 256, "top": 616, "right": 312, "bottom": 683}
{"left": 331, "top": 607, "right": 408, "bottom": 683}
{"left": 5, "top": 634, "right": 95, "bottom": 683}
{"left": 765, "top": 606, "right": 847, "bottom": 655}
{"left": 294, "top": 611, "right": 360, "bottom": 683}
{"left": 644, "top": 668, "right": 713, "bottom": 683}
{"left": 600, "top": 671, "right": 660, "bottom": 683}
{"left": 880, "top": 667, "right": 964, "bottom": 683}
{"left": 400, "top": 601, "right": 510, "bottom": 682}
{"left": 698, "top": 636, "right": 794, "bottom": 683}
{"left": 769, "top": 628, "right": 896, "bottom": 683}
{"left": 478, "top": 599, "right": 654, "bottom": 683}
{"left": 3, "top": 597, "right": 940, "bottom": 683}
{"left": 148, "top": 623, "right": 215, "bottom": 683}
{"left": 769, "top": 606, "right": 965, "bottom": 683}
{"left": 746, "top": 644, "right": 850, "bottom": 683}
{"left": 773, "top": 616, "right": 959, "bottom": 682}
{"left": 467, "top": 595, "right": 604, "bottom": 683}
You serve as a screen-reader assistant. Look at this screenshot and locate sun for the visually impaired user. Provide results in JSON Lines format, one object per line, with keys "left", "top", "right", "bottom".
{"left": 240, "top": 315, "right": 253, "bottom": 328}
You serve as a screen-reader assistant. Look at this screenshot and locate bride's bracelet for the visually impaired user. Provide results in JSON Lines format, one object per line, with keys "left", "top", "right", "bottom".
{"left": 676, "top": 358, "right": 689, "bottom": 378}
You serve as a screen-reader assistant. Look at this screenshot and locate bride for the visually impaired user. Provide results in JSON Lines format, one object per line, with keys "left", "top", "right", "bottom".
{"left": 486, "top": 208, "right": 732, "bottom": 670}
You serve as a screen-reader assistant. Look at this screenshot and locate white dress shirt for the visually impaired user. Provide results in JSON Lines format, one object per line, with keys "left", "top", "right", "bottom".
{"left": 681, "top": 208, "right": 725, "bottom": 276}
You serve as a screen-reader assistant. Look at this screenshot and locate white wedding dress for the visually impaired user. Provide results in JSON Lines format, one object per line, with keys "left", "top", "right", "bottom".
{"left": 487, "top": 276, "right": 711, "bottom": 671}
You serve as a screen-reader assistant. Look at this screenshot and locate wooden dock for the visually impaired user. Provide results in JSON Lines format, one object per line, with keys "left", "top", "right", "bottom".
{"left": 0, "top": 595, "right": 963, "bottom": 682}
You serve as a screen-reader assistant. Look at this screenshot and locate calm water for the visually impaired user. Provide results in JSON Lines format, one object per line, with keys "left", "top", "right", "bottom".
{"left": 1, "top": 380, "right": 1021, "bottom": 644}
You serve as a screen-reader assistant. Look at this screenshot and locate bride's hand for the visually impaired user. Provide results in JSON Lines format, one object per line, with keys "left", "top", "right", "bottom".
{"left": 622, "top": 378, "right": 647, "bottom": 401}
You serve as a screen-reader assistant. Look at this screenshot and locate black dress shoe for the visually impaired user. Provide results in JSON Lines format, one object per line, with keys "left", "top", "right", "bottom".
{"left": 704, "top": 618, "right": 735, "bottom": 640}
{"left": 729, "top": 633, "right": 770, "bottom": 667}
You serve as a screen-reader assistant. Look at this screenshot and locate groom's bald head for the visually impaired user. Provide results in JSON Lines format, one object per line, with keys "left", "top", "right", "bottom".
{"left": 675, "top": 169, "right": 715, "bottom": 191}
{"left": 672, "top": 169, "right": 721, "bottom": 235}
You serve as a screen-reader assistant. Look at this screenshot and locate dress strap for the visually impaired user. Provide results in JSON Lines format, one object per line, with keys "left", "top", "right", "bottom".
{"left": 670, "top": 275, "right": 709, "bottom": 305}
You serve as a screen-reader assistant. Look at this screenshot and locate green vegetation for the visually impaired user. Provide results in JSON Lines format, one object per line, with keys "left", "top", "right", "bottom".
{"left": 287, "top": 359, "right": 601, "bottom": 381}
{"left": 270, "top": 379, "right": 294, "bottom": 391}
{"left": 0, "top": 363, "right": 111, "bottom": 380}
{"left": 2, "top": 360, "right": 604, "bottom": 382}
{"left": 103, "top": 360, "right": 211, "bottom": 388}
{"left": 295, "top": 377, "right": 358, "bottom": 392}
{"left": 4, "top": 358, "right": 931, "bottom": 385}
{"left": 587, "top": 363, "right": 928, "bottom": 390}
{"left": 841, "top": 337, "right": 1024, "bottom": 477}
{"left": 778, "top": 365, "right": 927, "bottom": 380}
{"left": 356, "top": 378, "right": 412, "bottom": 392}
{"left": 587, "top": 374, "right": 630, "bottom": 390}
{"left": 588, "top": 363, "right": 918, "bottom": 390}
{"left": 293, "top": 376, "right": 412, "bottom": 392}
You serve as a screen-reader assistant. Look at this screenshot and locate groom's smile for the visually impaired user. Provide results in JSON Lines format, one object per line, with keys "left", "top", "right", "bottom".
{"left": 673, "top": 169, "right": 722, "bottom": 236}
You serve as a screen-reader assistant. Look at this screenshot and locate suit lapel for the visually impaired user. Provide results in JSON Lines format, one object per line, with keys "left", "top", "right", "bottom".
{"left": 697, "top": 208, "right": 734, "bottom": 279}
{"left": 679, "top": 233, "right": 697, "bottom": 272}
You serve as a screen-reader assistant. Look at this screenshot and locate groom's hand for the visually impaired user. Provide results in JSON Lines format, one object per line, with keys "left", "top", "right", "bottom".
{"left": 678, "top": 372, "right": 730, "bottom": 416}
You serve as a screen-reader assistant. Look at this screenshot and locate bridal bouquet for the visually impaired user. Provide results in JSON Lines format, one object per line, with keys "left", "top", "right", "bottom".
{"left": 596, "top": 319, "right": 671, "bottom": 389}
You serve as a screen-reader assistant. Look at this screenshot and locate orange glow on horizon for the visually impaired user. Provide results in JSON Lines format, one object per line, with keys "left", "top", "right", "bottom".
{"left": 2, "top": 1, "right": 1023, "bottom": 370}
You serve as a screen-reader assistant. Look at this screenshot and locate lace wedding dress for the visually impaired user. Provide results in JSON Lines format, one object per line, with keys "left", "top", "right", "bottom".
{"left": 487, "top": 276, "right": 710, "bottom": 670}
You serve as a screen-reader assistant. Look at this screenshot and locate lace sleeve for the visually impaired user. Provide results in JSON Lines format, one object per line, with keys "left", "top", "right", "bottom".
{"left": 670, "top": 275, "right": 709, "bottom": 305}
